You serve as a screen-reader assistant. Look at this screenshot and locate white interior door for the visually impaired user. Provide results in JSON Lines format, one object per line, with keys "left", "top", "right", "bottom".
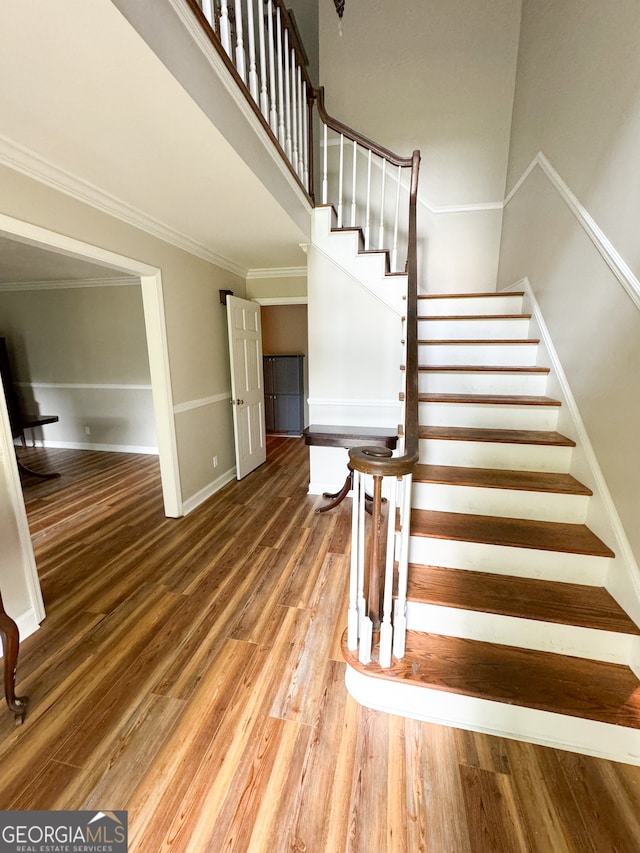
{"left": 226, "top": 295, "right": 267, "bottom": 479}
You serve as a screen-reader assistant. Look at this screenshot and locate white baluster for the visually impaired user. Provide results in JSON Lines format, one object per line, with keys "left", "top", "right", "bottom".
{"left": 290, "top": 50, "right": 299, "bottom": 175}
{"left": 350, "top": 138, "right": 357, "bottom": 227}
{"left": 348, "top": 468, "right": 361, "bottom": 650}
{"left": 364, "top": 149, "right": 372, "bottom": 250}
{"left": 283, "top": 31, "right": 292, "bottom": 160}
{"left": 267, "top": 1, "right": 278, "bottom": 135}
{"left": 276, "top": 7, "right": 285, "bottom": 147}
{"left": 337, "top": 134, "right": 344, "bottom": 228}
{"left": 245, "top": 0, "right": 258, "bottom": 102}
{"left": 257, "top": 0, "right": 269, "bottom": 118}
{"left": 219, "top": 0, "right": 231, "bottom": 56}
{"left": 392, "top": 164, "right": 402, "bottom": 272}
{"left": 379, "top": 475, "right": 398, "bottom": 668}
{"left": 357, "top": 472, "right": 372, "bottom": 665}
{"left": 297, "top": 69, "right": 305, "bottom": 178}
{"left": 378, "top": 158, "right": 386, "bottom": 250}
{"left": 302, "top": 80, "right": 309, "bottom": 190}
{"left": 393, "top": 472, "right": 413, "bottom": 660}
{"left": 322, "top": 123, "right": 328, "bottom": 205}
{"left": 234, "top": 0, "right": 246, "bottom": 82}
{"left": 201, "top": 0, "right": 214, "bottom": 26}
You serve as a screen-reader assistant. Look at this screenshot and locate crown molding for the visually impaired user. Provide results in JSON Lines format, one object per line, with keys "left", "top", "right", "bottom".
{"left": 246, "top": 266, "right": 307, "bottom": 279}
{"left": 252, "top": 296, "right": 307, "bottom": 305}
{"left": 0, "top": 133, "right": 248, "bottom": 278}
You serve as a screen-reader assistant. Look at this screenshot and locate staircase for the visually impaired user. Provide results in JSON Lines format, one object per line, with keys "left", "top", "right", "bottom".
{"left": 343, "top": 290, "right": 640, "bottom": 764}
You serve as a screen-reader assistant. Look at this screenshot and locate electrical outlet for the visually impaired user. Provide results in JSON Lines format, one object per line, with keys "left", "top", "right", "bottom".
{"left": 84, "top": 425, "right": 91, "bottom": 436}
{"left": 212, "top": 455, "right": 218, "bottom": 468}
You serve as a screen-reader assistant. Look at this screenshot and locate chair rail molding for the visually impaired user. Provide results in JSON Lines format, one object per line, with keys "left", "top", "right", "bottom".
{"left": 505, "top": 153, "right": 640, "bottom": 313}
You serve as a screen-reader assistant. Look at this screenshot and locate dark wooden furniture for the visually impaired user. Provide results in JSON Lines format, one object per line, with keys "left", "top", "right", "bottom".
{"left": 0, "top": 337, "right": 60, "bottom": 479}
{"left": 303, "top": 424, "right": 398, "bottom": 513}
{"left": 264, "top": 354, "right": 305, "bottom": 435}
{"left": 0, "top": 590, "right": 27, "bottom": 724}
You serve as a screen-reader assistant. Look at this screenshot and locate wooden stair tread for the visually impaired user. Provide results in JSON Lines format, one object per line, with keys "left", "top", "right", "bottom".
{"left": 413, "top": 463, "right": 592, "bottom": 495}
{"left": 418, "top": 292, "right": 525, "bottom": 300}
{"left": 413, "top": 392, "right": 561, "bottom": 406}
{"left": 419, "top": 338, "right": 539, "bottom": 345}
{"left": 415, "top": 364, "right": 550, "bottom": 374}
{"left": 406, "top": 565, "right": 639, "bottom": 635}
{"left": 343, "top": 631, "right": 640, "bottom": 729}
{"left": 418, "top": 313, "right": 532, "bottom": 321}
{"left": 418, "top": 425, "right": 576, "bottom": 447}
{"left": 409, "top": 509, "right": 615, "bottom": 557}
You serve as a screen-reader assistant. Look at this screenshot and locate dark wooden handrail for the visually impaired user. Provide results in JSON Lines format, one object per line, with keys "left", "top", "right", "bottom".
{"left": 349, "top": 149, "right": 421, "bottom": 479}
{"left": 311, "top": 87, "right": 414, "bottom": 169}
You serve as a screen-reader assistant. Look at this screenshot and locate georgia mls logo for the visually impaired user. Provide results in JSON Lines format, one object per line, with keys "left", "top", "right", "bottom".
{"left": 0, "top": 809, "right": 128, "bottom": 852}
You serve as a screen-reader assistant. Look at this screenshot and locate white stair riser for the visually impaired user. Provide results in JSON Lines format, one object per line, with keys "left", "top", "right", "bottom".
{"left": 408, "top": 535, "right": 609, "bottom": 585}
{"left": 419, "top": 438, "right": 574, "bottom": 473}
{"left": 418, "top": 295, "right": 524, "bottom": 316}
{"left": 418, "top": 371, "right": 548, "bottom": 395}
{"left": 345, "top": 666, "right": 640, "bottom": 766}
{"left": 404, "top": 602, "right": 633, "bottom": 664}
{"left": 419, "top": 342, "right": 539, "bottom": 366}
{"left": 420, "top": 402, "right": 560, "bottom": 431}
{"left": 411, "top": 481, "right": 589, "bottom": 523}
{"left": 418, "top": 318, "right": 531, "bottom": 340}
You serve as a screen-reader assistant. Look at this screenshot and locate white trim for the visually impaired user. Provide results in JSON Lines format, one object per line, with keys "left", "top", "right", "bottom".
{"left": 252, "top": 296, "right": 308, "bottom": 306}
{"left": 246, "top": 266, "right": 307, "bottom": 279}
{"left": 308, "top": 397, "right": 399, "bottom": 409}
{"left": 0, "top": 133, "right": 248, "bottom": 279}
{"left": 34, "top": 439, "right": 158, "bottom": 455}
{"left": 173, "top": 391, "right": 231, "bottom": 414}
{"left": 505, "top": 153, "right": 640, "bottom": 312}
{"left": 345, "top": 665, "right": 640, "bottom": 766}
{"left": 18, "top": 381, "right": 152, "bottom": 392}
{"left": 181, "top": 466, "right": 237, "bottom": 514}
{"left": 508, "top": 277, "right": 640, "bottom": 619}
{"left": 0, "top": 276, "right": 138, "bottom": 292}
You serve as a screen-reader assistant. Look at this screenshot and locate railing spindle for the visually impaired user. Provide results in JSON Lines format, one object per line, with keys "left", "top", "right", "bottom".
{"left": 283, "top": 31, "right": 292, "bottom": 159}
{"left": 219, "top": 0, "right": 231, "bottom": 55}
{"left": 337, "top": 133, "right": 344, "bottom": 228}
{"left": 379, "top": 476, "right": 398, "bottom": 668}
{"left": 392, "top": 164, "right": 401, "bottom": 272}
{"left": 297, "top": 68, "right": 305, "bottom": 179}
{"left": 357, "top": 470, "right": 372, "bottom": 665}
{"left": 275, "top": 7, "right": 285, "bottom": 147}
{"left": 322, "top": 123, "right": 328, "bottom": 205}
{"left": 364, "top": 149, "right": 372, "bottom": 250}
{"left": 201, "top": 0, "right": 214, "bottom": 26}
{"left": 378, "top": 158, "right": 386, "bottom": 249}
{"left": 348, "top": 467, "right": 361, "bottom": 650}
{"left": 234, "top": 0, "right": 246, "bottom": 82}
{"left": 245, "top": 0, "right": 258, "bottom": 102}
{"left": 267, "top": 1, "right": 278, "bottom": 135}
{"left": 257, "top": 0, "right": 269, "bottom": 119}
{"left": 302, "top": 80, "right": 310, "bottom": 191}
{"left": 291, "top": 48, "right": 299, "bottom": 176}
{"left": 393, "top": 473, "right": 413, "bottom": 659}
{"left": 351, "top": 138, "right": 357, "bottom": 227}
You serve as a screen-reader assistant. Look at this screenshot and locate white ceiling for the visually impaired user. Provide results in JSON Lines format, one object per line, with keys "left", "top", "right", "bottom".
{"left": 0, "top": 0, "right": 311, "bottom": 279}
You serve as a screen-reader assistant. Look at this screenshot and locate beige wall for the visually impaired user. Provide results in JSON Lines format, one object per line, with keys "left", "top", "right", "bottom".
{"left": 498, "top": 0, "right": 640, "bottom": 564}
{"left": 319, "top": 0, "right": 521, "bottom": 292}
{"left": 0, "top": 284, "right": 156, "bottom": 449}
{"left": 0, "top": 165, "right": 245, "bottom": 503}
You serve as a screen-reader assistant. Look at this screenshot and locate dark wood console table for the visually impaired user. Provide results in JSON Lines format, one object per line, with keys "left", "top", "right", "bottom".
{"left": 16, "top": 414, "right": 61, "bottom": 479}
{"left": 303, "top": 424, "right": 398, "bottom": 513}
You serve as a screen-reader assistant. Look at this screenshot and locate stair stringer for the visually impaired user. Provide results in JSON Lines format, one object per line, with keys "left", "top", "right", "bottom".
{"left": 507, "top": 278, "right": 640, "bottom": 660}
{"left": 345, "top": 665, "right": 640, "bottom": 766}
{"left": 311, "top": 206, "right": 407, "bottom": 317}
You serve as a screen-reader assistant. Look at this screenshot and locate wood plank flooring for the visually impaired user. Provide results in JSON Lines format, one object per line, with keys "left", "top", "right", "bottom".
{"left": 3, "top": 441, "right": 640, "bottom": 852}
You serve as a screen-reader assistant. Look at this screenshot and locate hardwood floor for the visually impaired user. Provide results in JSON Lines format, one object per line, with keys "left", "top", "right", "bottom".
{"left": 4, "top": 440, "right": 640, "bottom": 852}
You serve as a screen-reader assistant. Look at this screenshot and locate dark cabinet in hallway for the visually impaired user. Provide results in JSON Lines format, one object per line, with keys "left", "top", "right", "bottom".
{"left": 263, "top": 354, "right": 304, "bottom": 435}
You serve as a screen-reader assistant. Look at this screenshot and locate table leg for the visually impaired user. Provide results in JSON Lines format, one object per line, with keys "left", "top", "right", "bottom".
{"left": 0, "top": 597, "right": 28, "bottom": 724}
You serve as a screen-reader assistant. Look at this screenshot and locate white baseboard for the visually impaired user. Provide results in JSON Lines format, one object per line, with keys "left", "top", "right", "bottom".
{"left": 23, "top": 439, "right": 159, "bottom": 455}
{"left": 182, "top": 467, "right": 237, "bottom": 515}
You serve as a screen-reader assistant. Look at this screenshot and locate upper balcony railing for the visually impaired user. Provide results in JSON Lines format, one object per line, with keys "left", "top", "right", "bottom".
{"left": 186, "top": 0, "right": 420, "bottom": 665}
